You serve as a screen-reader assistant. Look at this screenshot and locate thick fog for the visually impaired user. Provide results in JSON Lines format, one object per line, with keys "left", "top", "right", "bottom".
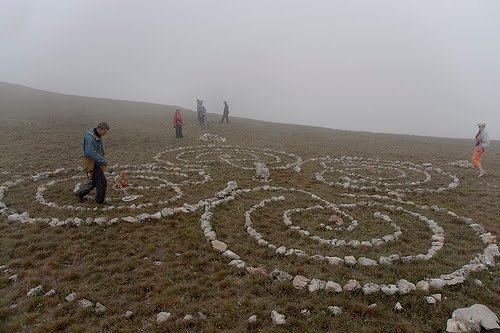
{"left": 2, "top": 1, "right": 500, "bottom": 139}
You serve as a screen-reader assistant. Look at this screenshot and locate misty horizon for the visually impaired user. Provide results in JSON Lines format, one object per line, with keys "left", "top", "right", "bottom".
{"left": 1, "top": 1, "right": 499, "bottom": 139}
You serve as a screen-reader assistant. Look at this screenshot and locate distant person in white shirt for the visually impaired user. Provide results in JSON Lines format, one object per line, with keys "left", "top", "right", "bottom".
{"left": 472, "top": 123, "right": 490, "bottom": 177}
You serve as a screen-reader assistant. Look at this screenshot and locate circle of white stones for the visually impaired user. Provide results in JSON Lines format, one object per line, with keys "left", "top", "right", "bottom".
{"left": 311, "top": 156, "right": 459, "bottom": 194}
{"left": 154, "top": 145, "right": 303, "bottom": 171}
{"left": 200, "top": 183, "right": 498, "bottom": 295}
{"left": 0, "top": 164, "right": 213, "bottom": 226}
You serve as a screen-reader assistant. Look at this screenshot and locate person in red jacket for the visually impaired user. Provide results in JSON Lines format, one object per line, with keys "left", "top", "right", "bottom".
{"left": 173, "top": 109, "right": 183, "bottom": 138}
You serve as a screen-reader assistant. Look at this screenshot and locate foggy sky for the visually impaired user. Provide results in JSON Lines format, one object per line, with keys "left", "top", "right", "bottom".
{"left": 1, "top": 0, "right": 500, "bottom": 139}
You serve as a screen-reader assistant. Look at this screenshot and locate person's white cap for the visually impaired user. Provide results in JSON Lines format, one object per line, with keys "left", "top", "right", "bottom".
{"left": 477, "top": 122, "right": 486, "bottom": 127}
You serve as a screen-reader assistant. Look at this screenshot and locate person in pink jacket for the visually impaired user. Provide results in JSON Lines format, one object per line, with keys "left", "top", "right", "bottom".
{"left": 173, "top": 109, "right": 183, "bottom": 138}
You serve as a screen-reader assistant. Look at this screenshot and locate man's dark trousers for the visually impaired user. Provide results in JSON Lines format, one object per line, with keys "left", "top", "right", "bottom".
{"left": 78, "top": 165, "right": 107, "bottom": 203}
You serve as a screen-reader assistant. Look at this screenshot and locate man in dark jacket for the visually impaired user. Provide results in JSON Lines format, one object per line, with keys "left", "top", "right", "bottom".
{"left": 75, "top": 122, "right": 110, "bottom": 204}
{"left": 220, "top": 101, "right": 229, "bottom": 124}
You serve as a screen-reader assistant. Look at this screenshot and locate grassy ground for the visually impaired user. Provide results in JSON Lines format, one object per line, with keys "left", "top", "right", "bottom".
{"left": 0, "top": 82, "right": 498, "bottom": 332}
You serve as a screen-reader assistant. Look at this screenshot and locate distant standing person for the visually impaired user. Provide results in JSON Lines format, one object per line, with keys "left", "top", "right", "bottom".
{"left": 196, "top": 99, "right": 202, "bottom": 125}
{"left": 472, "top": 123, "right": 490, "bottom": 177}
{"left": 199, "top": 101, "right": 207, "bottom": 126}
{"left": 173, "top": 109, "right": 183, "bottom": 138}
{"left": 75, "top": 122, "right": 110, "bottom": 204}
{"left": 220, "top": 101, "right": 229, "bottom": 124}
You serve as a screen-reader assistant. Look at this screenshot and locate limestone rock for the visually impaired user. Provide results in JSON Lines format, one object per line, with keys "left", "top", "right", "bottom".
{"left": 95, "top": 302, "right": 106, "bottom": 315}
{"left": 426, "top": 296, "right": 436, "bottom": 304}
{"left": 27, "top": 285, "right": 44, "bottom": 297}
{"left": 343, "top": 279, "right": 360, "bottom": 292}
{"left": 344, "top": 256, "right": 357, "bottom": 266}
{"left": 328, "top": 306, "right": 342, "bottom": 316}
{"left": 157, "top": 312, "right": 171, "bottom": 323}
{"left": 325, "top": 281, "right": 343, "bottom": 292}
{"left": 416, "top": 280, "right": 430, "bottom": 292}
{"left": 363, "top": 283, "right": 381, "bottom": 295}
{"left": 308, "top": 279, "right": 326, "bottom": 292}
{"left": 397, "top": 279, "right": 416, "bottom": 294}
{"left": 270, "top": 269, "right": 293, "bottom": 282}
{"left": 271, "top": 310, "right": 286, "bottom": 325}
{"left": 211, "top": 240, "right": 227, "bottom": 253}
{"left": 44, "top": 289, "right": 56, "bottom": 297}
{"left": 292, "top": 275, "right": 310, "bottom": 290}
{"left": 78, "top": 299, "right": 94, "bottom": 308}
{"left": 446, "top": 304, "right": 500, "bottom": 332}
{"left": 300, "top": 309, "right": 311, "bottom": 317}
{"left": 65, "top": 292, "right": 77, "bottom": 302}
{"left": 222, "top": 250, "right": 240, "bottom": 260}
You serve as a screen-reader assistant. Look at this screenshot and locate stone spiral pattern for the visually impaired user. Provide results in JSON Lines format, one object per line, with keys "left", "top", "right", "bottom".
{"left": 314, "top": 156, "right": 459, "bottom": 194}
{"left": 0, "top": 146, "right": 498, "bottom": 297}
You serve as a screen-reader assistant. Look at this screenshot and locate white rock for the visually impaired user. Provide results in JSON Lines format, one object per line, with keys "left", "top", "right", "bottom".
{"left": 124, "top": 311, "right": 134, "bottom": 319}
{"left": 300, "top": 309, "right": 311, "bottom": 317}
{"left": 183, "top": 314, "right": 194, "bottom": 321}
{"left": 344, "top": 256, "right": 356, "bottom": 266}
{"left": 426, "top": 296, "right": 436, "bottom": 304}
{"left": 228, "top": 259, "right": 246, "bottom": 268}
{"left": 27, "top": 285, "right": 44, "bottom": 297}
{"left": 358, "top": 257, "right": 378, "bottom": 266}
{"left": 394, "top": 302, "right": 403, "bottom": 311}
{"left": 325, "top": 257, "right": 344, "bottom": 265}
{"left": 211, "top": 240, "right": 227, "bottom": 253}
{"left": 447, "top": 304, "right": 500, "bottom": 332}
{"left": 308, "top": 279, "right": 326, "bottom": 292}
{"left": 343, "top": 279, "right": 360, "bottom": 292}
{"left": 95, "top": 302, "right": 106, "bottom": 315}
{"left": 270, "top": 269, "right": 293, "bottom": 282}
{"left": 292, "top": 275, "right": 310, "bottom": 290}
{"left": 44, "top": 289, "right": 56, "bottom": 297}
{"left": 416, "top": 280, "right": 430, "bottom": 292}
{"left": 428, "top": 278, "right": 447, "bottom": 289}
{"left": 122, "top": 216, "right": 140, "bottom": 223}
{"left": 397, "top": 279, "right": 416, "bottom": 294}
{"left": 157, "top": 312, "right": 171, "bottom": 323}
{"left": 222, "top": 250, "right": 240, "bottom": 260}
{"left": 271, "top": 310, "right": 286, "bottom": 325}
{"left": 248, "top": 315, "right": 257, "bottom": 324}
{"left": 65, "top": 292, "right": 77, "bottom": 302}
{"left": 93, "top": 217, "right": 107, "bottom": 224}
{"left": 325, "top": 281, "right": 343, "bottom": 292}
{"left": 328, "top": 306, "right": 342, "bottom": 316}
{"left": 362, "top": 283, "right": 381, "bottom": 294}
{"left": 78, "top": 299, "right": 94, "bottom": 308}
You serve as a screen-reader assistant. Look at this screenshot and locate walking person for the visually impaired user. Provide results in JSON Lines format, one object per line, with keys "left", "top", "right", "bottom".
{"left": 472, "top": 123, "right": 490, "bottom": 177}
{"left": 220, "top": 101, "right": 229, "bottom": 124}
{"left": 75, "top": 122, "right": 110, "bottom": 204}
{"left": 173, "top": 109, "right": 183, "bottom": 138}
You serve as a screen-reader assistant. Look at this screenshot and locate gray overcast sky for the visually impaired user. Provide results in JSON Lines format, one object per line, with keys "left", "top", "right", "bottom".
{"left": 1, "top": 1, "right": 500, "bottom": 139}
